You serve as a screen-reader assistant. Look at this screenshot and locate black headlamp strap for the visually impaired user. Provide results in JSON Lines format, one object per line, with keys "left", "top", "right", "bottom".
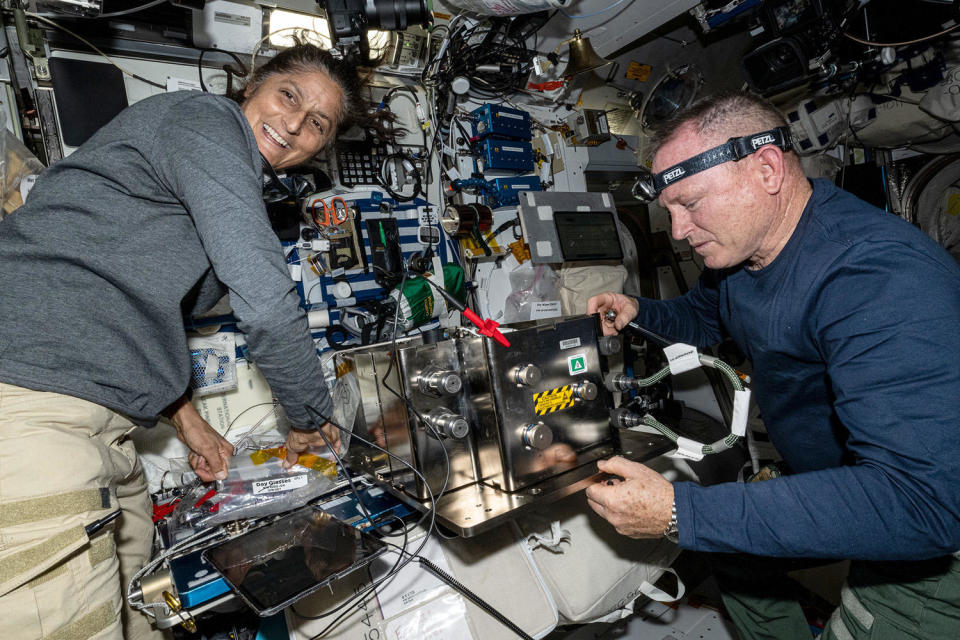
{"left": 651, "top": 126, "right": 792, "bottom": 194}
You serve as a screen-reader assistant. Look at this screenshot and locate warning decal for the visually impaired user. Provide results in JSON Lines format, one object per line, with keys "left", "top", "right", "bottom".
{"left": 534, "top": 385, "right": 575, "bottom": 415}
{"left": 567, "top": 353, "right": 587, "bottom": 375}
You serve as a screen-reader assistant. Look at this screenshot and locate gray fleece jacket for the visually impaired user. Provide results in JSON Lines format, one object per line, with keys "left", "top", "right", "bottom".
{"left": 0, "top": 91, "right": 332, "bottom": 428}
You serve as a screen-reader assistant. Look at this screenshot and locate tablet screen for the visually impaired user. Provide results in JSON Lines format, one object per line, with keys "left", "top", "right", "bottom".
{"left": 202, "top": 506, "right": 386, "bottom": 616}
{"left": 553, "top": 211, "right": 623, "bottom": 261}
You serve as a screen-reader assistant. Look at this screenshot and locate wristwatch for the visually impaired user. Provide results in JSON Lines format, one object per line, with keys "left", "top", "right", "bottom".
{"left": 663, "top": 500, "right": 679, "bottom": 543}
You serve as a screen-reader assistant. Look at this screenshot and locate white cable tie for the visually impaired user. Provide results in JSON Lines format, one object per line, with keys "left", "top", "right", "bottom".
{"left": 663, "top": 343, "right": 701, "bottom": 375}
{"left": 669, "top": 437, "right": 705, "bottom": 461}
{"left": 732, "top": 388, "right": 751, "bottom": 437}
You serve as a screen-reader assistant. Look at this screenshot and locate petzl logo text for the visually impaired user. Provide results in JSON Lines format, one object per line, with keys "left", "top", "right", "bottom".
{"left": 662, "top": 167, "right": 685, "bottom": 184}
{"left": 751, "top": 134, "right": 775, "bottom": 149}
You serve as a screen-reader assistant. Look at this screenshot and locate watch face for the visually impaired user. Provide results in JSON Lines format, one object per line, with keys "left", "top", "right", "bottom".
{"left": 664, "top": 517, "right": 679, "bottom": 543}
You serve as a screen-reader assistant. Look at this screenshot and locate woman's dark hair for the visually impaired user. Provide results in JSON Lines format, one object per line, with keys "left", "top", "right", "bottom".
{"left": 230, "top": 40, "right": 395, "bottom": 141}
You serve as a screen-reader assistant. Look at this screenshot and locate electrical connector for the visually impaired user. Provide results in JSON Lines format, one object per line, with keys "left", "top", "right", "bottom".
{"left": 296, "top": 239, "right": 331, "bottom": 252}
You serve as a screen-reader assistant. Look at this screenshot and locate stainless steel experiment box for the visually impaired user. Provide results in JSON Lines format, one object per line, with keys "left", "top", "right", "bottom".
{"left": 336, "top": 315, "right": 637, "bottom": 535}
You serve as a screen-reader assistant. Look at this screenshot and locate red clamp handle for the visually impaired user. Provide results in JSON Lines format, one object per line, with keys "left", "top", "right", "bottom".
{"left": 462, "top": 308, "right": 510, "bottom": 348}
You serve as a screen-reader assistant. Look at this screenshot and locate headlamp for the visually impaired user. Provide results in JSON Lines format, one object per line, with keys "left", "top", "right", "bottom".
{"left": 632, "top": 126, "right": 793, "bottom": 203}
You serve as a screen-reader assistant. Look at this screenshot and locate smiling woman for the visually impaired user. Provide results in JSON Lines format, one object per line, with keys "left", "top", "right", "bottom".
{"left": 0, "top": 40, "right": 388, "bottom": 640}
{"left": 231, "top": 43, "right": 390, "bottom": 170}
{"left": 242, "top": 71, "right": 343, "bottom": 168}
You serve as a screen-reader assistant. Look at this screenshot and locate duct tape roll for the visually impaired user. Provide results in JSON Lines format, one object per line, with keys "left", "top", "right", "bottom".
{"left": 307, "top": 309, "right": 330, "bottom": 329}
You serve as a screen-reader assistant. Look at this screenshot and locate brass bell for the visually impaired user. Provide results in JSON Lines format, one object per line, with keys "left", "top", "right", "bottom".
{"left": 564, "top": 29, "right": 612, "bottom": 78}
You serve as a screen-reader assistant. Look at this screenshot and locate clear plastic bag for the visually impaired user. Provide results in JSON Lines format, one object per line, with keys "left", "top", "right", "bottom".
{"left": 503, "top": 263, "right": 561, "bottom": 324}
{"left": 330, "top": 371, "right": 360, "bottom": 454}
{"left": 0, "top": 122, "right": 45, "bottom": 217}
{"left": 169, "top": 447, "right": 338, "bottom": 537}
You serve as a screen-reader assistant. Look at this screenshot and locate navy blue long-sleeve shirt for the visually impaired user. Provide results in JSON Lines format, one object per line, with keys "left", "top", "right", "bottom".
{"left": 639, "top": 179, "right": 960, "bottom": 561}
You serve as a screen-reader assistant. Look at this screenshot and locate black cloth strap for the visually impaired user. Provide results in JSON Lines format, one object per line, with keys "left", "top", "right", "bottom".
{"left": 651, "top": 127, "right": 793, "bottom": 194}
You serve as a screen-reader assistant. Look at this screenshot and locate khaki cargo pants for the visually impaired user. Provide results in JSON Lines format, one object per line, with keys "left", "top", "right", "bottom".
{"left": 0, "top": 383, "right": 165, "bottom": 640}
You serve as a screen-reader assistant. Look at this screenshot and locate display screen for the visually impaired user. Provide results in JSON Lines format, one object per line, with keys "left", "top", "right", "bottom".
{"left": 554, "top": 211, "right": 623, "bottom": 261}
{"left": 202, "top": 507, "right": 386, "bottom": 616}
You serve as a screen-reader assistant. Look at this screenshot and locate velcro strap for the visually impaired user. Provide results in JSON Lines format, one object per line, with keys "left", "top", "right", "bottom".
{"left": 45, "top": 600, "right": 117, "bottom": 640}
{"left": 87, "top": 534, "right": 115, "bottom": 568}
{"left": 26, "top": 563, "right": 69, "bottom": 589}
{"left": 0, "top": 488, "right": 111, "bottom": 529}
{"left": 840, "top": 585, "right": 874, "bottom": 630}
{"left": 0, "top": 525, "right": 87, "bottom": 596}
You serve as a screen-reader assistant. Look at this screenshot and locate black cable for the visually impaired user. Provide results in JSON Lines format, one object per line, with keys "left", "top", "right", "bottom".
{"left": 488, "top": 217, "right": 519, "bottom": 240}
{"left": 285, "top": 236, "right": 471, "bottom": 633}
{"left": 417, "top": 556, "right": 534, "bottom": 640}
{"left": 376, "top": 153, "right": 423, "bottom": 203}
{"left": 303, "top": 277, "right": 453, "bottom": 539}
{"left": 373, "top": 540, "right": 534, "bottom": 640}
{"left": 281, "top": 408, "right": 438, "bottom": 626}
{"left": 429, "top": 19, "right": 532, "bottom": 123}
{"left": 290, "top": 513, "right": 408, "bottom": 629}
{"left": 197, "top": 47, "right": 249, "bottom": 93}
{"left": 378, "top": 272, "right": 453, "bottom": 506}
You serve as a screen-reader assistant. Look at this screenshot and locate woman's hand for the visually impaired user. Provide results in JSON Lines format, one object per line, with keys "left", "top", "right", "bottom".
{"left": 283, "top": 423, "right": 340, "bottom": 468}
{"left": 164, "top": 395, "right": 234, "bottom": 482}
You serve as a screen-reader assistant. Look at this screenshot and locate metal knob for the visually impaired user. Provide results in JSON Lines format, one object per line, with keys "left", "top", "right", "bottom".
{"left": 424, "top": 407, "right": 470, "bottom": 439}
{"left": 521, "top": 422, "right": 553, "bottom": 450}
{"left": 512, "top": 364, "right": 542, "bottom": 387}
{"left": 417, "top": 368, "right": 462, "bottom": 396}
{"left": 610, "top": 407, "right": 643, "bottom": 429}
{"left": 604, "top": 371, "right": 632, "bottom": 392}
{"left": 598, "top": 335, "right": 621, "bottom": 356}
{"left": 574, "top": 381, "right": 598, "bottom": 401}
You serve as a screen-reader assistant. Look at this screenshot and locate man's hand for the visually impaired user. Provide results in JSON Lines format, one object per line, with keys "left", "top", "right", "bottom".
{"left": 587, "top": 293, "right": 639, "bottom": 336}
{"left": 164, "top": 396, "right": 234, "bottom": 482}
{"left": 585, "top": 456, "right": 675, "bottom": 539}
{"left": 283, "top": 423, "right": 341, "bottom": 468}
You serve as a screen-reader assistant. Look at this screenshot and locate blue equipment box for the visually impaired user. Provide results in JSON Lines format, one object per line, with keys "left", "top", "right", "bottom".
{"left": 491, "top": 176, "right": 541, "bottom": 206}
{"left": 478, "top": 138, "right": 535, "bottom": 173}
{"left": 471, "top": 104, "right": 532, "bottom": 141}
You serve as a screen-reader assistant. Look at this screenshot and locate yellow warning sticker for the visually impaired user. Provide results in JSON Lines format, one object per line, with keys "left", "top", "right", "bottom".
{"left": 533, "top": 385, "right": 575, "bottom": 416}
{"left": 626, "top": 62, "right": 652, "bottom": 82}
{"left": 946, "top": 192, "right": 960, "bottom": 217}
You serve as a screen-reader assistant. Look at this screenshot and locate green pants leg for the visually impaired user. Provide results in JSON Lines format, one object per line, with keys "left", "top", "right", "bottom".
{"left": 708, "top": 553, "right": 822, "bottom": 640}
{"left": 822, "top": 555, "right": 960, "bottom": 640}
